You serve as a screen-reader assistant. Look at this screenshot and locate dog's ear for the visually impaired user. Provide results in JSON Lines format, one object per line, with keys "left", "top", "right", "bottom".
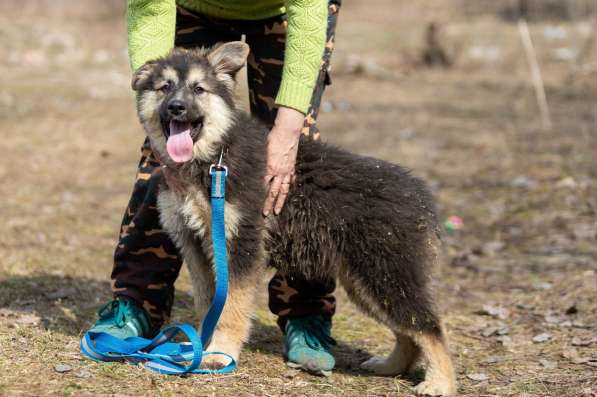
{"left": 131, "top": 61, "right": 158, "bottom": 91}
{"left": 207, "top": 41, "right": 250, "bottom": 77}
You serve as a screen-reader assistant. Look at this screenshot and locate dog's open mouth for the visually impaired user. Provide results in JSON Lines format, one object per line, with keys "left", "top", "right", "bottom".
{"left": 163, "top": 119, "right": 202, "bottom": 163}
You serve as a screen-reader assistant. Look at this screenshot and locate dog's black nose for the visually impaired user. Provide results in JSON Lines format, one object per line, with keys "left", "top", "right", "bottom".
{"left": 168, "top": 100, "right": 186, "bottom": 116}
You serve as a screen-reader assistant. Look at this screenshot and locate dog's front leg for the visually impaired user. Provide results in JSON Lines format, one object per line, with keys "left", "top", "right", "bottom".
{"left": 186, "top": 248, "right": 214, "bottom": 327}
{"left": 200, "top": 273, "right": 259, "bottom": 369}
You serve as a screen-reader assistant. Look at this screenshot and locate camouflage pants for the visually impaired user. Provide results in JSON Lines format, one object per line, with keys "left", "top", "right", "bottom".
{"left": 111, "top": 1, "right": 341, "bottom": 330}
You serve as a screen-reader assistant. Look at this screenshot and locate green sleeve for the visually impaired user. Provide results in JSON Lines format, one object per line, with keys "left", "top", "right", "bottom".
{"left": 275, "top": 0, "right": 328, "bottom": 114}
{"left": 127, "top": 0, "right": 176, "bottom": 72}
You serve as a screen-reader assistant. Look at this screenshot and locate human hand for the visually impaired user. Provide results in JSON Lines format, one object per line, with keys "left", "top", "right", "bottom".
{"left": 263, "top": 106, "right": 304, "bottom": 216}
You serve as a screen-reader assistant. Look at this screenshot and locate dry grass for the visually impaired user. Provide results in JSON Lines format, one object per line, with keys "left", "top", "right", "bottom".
{"left": 1, "top": 1, "right": 596, "bottom": 396}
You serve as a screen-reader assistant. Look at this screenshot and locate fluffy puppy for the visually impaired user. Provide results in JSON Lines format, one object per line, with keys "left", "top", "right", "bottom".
{"left": 132, "top": 42, "right": 456, "bottom": 396}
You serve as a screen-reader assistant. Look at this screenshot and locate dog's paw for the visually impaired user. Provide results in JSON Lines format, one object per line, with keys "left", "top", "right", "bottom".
{"left": 360, "top": 356, "right": 401, "bottom": 376}
{"left": 413, "top": 380, "right": 456, "bottom": 397}
{"left": 200, "top": 353, "right": 233, "bottom": 370}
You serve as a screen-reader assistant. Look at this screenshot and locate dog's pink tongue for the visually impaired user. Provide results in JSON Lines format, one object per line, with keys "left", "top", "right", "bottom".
{"left": 166, "top": 121, "right": 193, "bottom": 163}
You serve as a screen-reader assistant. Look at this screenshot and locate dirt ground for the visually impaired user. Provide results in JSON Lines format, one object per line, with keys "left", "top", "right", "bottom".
{"left": 0, "top": 1, "right": 596, "bottom": 396}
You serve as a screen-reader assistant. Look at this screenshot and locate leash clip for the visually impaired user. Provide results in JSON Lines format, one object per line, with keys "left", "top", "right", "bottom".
{"left": 209, "top": 147, "right": 228, "bottom": 176}
{"left": 209, "top": 164, "right": 228, "bottom": 176}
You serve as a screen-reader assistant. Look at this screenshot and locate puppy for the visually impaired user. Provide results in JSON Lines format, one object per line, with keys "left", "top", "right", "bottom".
{"left": 131, "top": 42, "right": 456, "bottom": 396}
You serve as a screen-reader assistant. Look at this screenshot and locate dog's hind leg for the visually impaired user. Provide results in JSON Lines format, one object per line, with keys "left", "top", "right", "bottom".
{"left": 411, "top": 331, "right": 456, "bottom": 397}
{"left": 339, "top": 261, "right": 456, "bottom": 396}
{"left": 360, "top": 331, "right": 419, "bottom": 376}
{"left": 339, "top": 271, "right": 420, "bottom": 376}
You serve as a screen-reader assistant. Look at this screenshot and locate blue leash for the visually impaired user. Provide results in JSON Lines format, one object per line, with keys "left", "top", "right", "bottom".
{"left": 80, "top": 163, "right": 235, "bottom": 375}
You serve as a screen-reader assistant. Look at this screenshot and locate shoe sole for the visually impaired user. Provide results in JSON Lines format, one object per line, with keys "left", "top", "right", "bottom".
{"left": 286, "top": 360, "right": 332, "bottom": 377}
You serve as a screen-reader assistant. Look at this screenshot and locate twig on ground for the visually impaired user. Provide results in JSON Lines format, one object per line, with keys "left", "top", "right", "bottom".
{"left": 574, "top": 17, "right": 597, "bottom": 70}
{"left": 517, "top": 18, "right": 552, "bottom": 131}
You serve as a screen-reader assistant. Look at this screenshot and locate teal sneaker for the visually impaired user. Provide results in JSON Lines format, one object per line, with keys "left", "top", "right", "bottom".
{"left": 285, "top": 315, "right": 336, "bottom": 376}
{"left": 88, "top": 298, "right": 155, "bottom": 339}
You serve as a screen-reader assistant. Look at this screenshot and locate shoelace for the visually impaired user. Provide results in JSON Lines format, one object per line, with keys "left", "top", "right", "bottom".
{"left": 97, "top": 300, "right": 130, "bottom": 328}
{"left": 288, "top": 317, "right": 336, "bottom": 350}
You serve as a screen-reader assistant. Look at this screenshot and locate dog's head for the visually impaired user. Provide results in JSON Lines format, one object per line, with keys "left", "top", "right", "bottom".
{"left": 132, "top": 41, "right": 249, "bottom": 163}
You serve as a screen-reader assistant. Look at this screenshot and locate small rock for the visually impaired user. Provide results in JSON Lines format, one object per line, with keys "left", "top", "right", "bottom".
{"left": 467, "top": 373, "right": 489, "bottom": 382}
{"left": 481, "top": 327, "right": 498, "bottom": 337}
{"left": 485, "top": 355, "right": 506, "bottom": 364}
{"left": 539, "top": 359, "right": 558, "bottom": 369}
{"left": 476, "top": 305, "right": 510, "bottom": 320}
{"left": 497, "top": 326, "right": 510, "bottom": 336}
{"left": 497, "top": 335, "right": 512, "bottom": 346}
{"left": 54, "top": 364, "right": 73, "bottom": 373}
{"left": 533, "top": 333, "right": 552, "bottom": 343}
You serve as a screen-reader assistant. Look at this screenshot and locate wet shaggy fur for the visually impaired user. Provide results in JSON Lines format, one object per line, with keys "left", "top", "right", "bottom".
{"left": 132, "top": 43, "right": 456, "bottom": 396}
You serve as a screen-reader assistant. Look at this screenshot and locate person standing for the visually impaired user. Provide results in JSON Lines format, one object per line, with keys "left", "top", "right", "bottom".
{"left": 88, "top": 0, "right": 341, "bottom": 375}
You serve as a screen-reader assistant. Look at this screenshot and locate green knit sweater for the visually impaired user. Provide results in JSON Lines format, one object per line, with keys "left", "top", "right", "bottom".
{"left": 127, "top": 0, "right": 328, "bottom": 113}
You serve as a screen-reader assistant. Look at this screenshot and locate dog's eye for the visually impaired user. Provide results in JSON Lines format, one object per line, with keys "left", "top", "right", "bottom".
{"left": 194, "top": 85, "right": 205, "bottom": 95}
{"left": 159, "top": 81, "right": 172, "bottom": 92}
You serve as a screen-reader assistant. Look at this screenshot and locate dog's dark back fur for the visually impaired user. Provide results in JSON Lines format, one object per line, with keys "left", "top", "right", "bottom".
{"left": 270, "top": 137, "right": 442, "bottom": 333}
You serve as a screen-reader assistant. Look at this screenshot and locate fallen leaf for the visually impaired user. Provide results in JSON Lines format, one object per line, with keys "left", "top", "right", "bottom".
{"left": 467, "top": 373, "right": 489, "bottom": 382}
{"left": 75, "top": 369, "right": 92, "bottom": 379}
{"left": 482, "top": 241, "right": 505, "bottom": 256}
{"left": 539, "top": 359, "right": 558, "bottom": 369}
{"left": 497, "top": 335, "right": 512, "bottom": 346}
{"left": 45, "top": 287, "right": 77, "bottom": 300}
{"left": 533, "top": 282, "right": 552, "bottom": 290}
{"left": 587, "top": 358, "right": 597, "bottom": 367}
{"left": 283, "top": 369, "right": 300, "bottom": 379}
{"left": 544, "top": 314, "right": 564, "bottom": 325}
{"left": 54, "top": 364, "right": 72, "bottom": 373}
{"left": 556, "top": 176, "right": 576, "bottom": 188}
{"left": 562, "top": 347, "right": 592, "bottom": 365}
{"left": 571, "top": 336, "right": 597, "bottom": 346}
{"left": 533, "top": 333, "right": 552, "bottom": 343}
{"left": 16, "top": 313, "right": 41, "bottom": 325}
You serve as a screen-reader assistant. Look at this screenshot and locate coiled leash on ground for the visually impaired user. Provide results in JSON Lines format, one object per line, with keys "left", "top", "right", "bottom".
{"left": 80, "top": 159, "right": 235, "bottom": 375}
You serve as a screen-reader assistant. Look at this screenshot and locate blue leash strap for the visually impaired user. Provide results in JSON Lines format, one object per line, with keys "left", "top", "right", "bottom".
{"left": 80, "top": 162, "right": 235, "bottom": 375}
